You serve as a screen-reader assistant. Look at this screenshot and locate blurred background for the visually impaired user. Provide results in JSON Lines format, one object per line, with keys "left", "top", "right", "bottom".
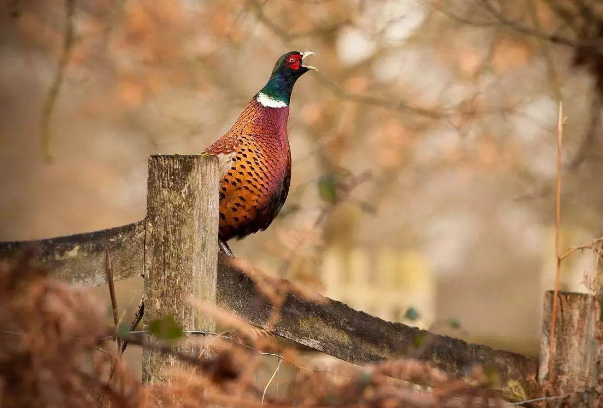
{"left": 1, "top": 0, "right": 603, "bottom": 358}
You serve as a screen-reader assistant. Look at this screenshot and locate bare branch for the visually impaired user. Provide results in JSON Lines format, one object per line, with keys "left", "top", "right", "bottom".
{"left": 431, "top": 2, "right": 501, "bottom": 28}
{"left": 542, "top": 0, "right": 581, "bottom": 36}
{"left": 547, "top": 101, "right": 566, "bottom": 388}
{"left": 481, "top": 0, "right": 603, "bottom": 53}
{"left": 105, "top": 251, "right": 121, "bottom": 353}
{"left": 560, "top": 236, "right": 603, "bottom": 260}
{"left": 119, "top": 297, "right": 145, "bottom": 355}
{"left": 41, "top": 0, "right": 76, "bottom": 162}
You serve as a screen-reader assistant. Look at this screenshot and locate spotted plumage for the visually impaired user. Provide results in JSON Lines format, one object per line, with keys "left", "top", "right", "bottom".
{"left": 204, "top": 51, "right": 316, "bottom": 247}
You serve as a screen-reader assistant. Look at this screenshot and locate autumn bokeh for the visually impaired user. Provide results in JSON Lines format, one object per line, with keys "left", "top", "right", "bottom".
{"left": 2, "top": 0, "right": 603, "bottom": 357}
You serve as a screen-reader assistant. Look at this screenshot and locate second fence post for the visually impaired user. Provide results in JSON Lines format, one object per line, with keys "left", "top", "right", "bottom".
{"left": 538, "top": 291, "right": 601, "bottom": 407}
{"left": 142, "top": 154, "right": 219, "bottom": 383}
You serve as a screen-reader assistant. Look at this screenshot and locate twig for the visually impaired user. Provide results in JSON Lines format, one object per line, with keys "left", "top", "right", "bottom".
{"left": 431, "top": 2, "right": 500, "bottom": 28}
{"left": 547, "top": 101, "right": 566, "bottom": 387}
{"left": 105, "top": 250, "right": 120, "bottom": 353}
{"left": 513, "top": 99, "right": 602, "bottom": 202}
{"left": 560, "top": 236, "right": 603, "bottom": 260}
{"left": 120, "top": 297, "right": 144, "bottom": 355}
{"left": 101, "top": 250, "right": 122, "bottom": 407}
{"left": 314, "top": 74, "right": 447, "bottom": 119}
{"left": 262, "top": 358, "right": 282, "bottom": 404}
{"left": 41, "top": 0, "right": 76, "bottom": 162}
{"left": 542, "top": 0, "right": 580, "bottom": 36}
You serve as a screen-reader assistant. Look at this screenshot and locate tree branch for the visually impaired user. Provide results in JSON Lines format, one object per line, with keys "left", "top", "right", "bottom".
{"left": 41, "top": 0, "right": 76, "bottom": 162}
{"left": 481, "top": 0, "right": 603, "bottom": 53}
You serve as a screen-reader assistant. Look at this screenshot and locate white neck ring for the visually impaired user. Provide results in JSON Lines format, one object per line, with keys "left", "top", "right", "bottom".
{"left": 256, "top": 92, "right": 288, "bottom": 108}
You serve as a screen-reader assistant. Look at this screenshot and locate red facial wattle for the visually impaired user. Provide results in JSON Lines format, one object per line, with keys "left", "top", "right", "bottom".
{"left": 286, "top": 55, "right": 302, "bottom": 70}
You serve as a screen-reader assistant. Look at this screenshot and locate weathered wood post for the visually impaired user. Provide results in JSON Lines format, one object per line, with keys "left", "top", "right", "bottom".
{"left": 538, "top": 291, "right": 601, "bottom": 407}
{"left": 142, "top": 154, "right": 219, "bottom": 383}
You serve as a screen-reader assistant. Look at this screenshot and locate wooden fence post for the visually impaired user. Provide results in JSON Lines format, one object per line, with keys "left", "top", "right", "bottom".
{"left": 142, "top": 154, "right": 219, "bottom": 383}
{"left": 538, "top": 291, "right": 601, "bottom": 406}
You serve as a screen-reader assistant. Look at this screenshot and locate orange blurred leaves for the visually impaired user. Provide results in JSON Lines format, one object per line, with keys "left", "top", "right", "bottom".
{"left": 458, "top": 48, "right": 481, "bottom": 78}
{"left": 376, "top": 120, "right": 412, "bottom": 168}
{"left": 345, "top": 76, "right": 370, "bottom": 93}
{"left": 492, "top": 38, "right": 534, "bottom": 73}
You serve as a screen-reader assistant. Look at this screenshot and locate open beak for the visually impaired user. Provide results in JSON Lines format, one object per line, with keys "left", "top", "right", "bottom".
{"left": 301, "top": 51, "right": 317, "bottom": 71}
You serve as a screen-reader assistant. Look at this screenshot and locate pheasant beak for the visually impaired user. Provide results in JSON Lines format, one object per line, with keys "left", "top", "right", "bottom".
{"left": 301, "top": 51, "right": 317, "bottom": 71}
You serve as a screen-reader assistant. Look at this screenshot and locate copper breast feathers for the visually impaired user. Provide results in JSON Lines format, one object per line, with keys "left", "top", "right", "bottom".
{"left": 205, "top": 100, "right": 292, "bottom": 241}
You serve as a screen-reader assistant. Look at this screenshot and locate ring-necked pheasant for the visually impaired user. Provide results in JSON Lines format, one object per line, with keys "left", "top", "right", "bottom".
{"left": 204, "top": 51, "right": 316, "bottom": 256}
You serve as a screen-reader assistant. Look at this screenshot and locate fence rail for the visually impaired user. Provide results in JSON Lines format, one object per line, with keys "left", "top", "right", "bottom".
{"left": 1, "top": 154, "right": 596, "bottom": 404}
{"left": 0, "top": 221, "right": 145, "bottom": 286}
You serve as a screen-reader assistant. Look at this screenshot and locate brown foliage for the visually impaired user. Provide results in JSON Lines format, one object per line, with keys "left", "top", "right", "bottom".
{"left": 0, "top": 252, "right": 143, "bottom": 408}
{"left": 0, "top": 253, "right": 507, "bottom": 408}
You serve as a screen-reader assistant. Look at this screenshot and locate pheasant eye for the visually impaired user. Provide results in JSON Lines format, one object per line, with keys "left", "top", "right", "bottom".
{"left": 286, "top": 55, "right": 301, "bottom": 70}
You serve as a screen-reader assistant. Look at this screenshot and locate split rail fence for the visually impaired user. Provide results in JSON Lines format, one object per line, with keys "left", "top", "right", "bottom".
{"left": 0, "top": 155, "right": 600, "bottom": 405}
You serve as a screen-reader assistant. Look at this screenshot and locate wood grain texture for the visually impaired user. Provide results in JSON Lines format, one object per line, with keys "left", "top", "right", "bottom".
{"left": 216, "top": 254, "right": 539, "bottom": 402}
{"left": 539, "top": 291, "right": 600, "bottom": 407}
{"left": 142, "top": 154, "right": 219, "bottom": 384}
{"left": 0, "top": 221, "right": 144, "bottom": 286}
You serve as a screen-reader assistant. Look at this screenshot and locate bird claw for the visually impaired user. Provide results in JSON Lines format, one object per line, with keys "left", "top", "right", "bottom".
{"left": 219, "top": 239, "right": 236, "bottom": 257}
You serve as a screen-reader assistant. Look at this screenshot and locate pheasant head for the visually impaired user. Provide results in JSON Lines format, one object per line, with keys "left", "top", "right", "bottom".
{"left": 256, "top": 51, "right": 316, "bottom": 108}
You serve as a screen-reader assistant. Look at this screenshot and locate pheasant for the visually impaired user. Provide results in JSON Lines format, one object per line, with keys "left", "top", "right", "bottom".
{"left": 204, "top": 51, "right": 316, "bottom": 255}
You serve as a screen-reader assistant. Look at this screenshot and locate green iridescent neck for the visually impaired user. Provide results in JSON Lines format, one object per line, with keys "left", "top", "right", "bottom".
{"left": 258, "top": 71, "right": 296, "bottom": 105}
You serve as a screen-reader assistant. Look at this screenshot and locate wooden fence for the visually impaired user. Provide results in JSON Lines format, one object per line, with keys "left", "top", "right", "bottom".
{"left": 0, "top": 155, "right": 599, "bottom": 405}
